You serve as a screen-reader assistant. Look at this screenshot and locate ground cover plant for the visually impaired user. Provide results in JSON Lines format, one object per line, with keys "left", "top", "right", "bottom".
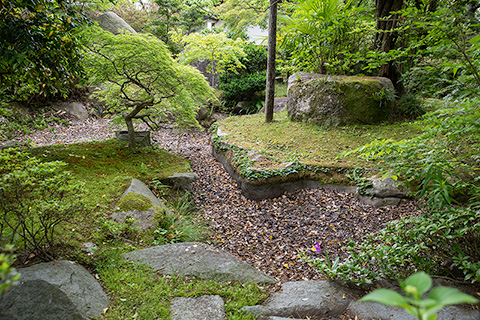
{"left": 97, "top": 246, "right": 268, "bottom": 320}
{"left": 1, "top": 138, "right": 269, "bottom": 319}
{"left": 305, "top": 99, "right": 480, "bottom": 285}
{"left": 213, "top": 109, "right": 423, "bottom": 183}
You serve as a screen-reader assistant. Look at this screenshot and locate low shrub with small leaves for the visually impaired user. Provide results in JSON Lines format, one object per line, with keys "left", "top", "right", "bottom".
{"left": 0, "top": 148, "right": 84, "bottom": 261}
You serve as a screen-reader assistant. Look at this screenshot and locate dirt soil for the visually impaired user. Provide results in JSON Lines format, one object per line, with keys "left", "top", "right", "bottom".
{"left": 11, "top": 117, "right": 421, "bottom": 282}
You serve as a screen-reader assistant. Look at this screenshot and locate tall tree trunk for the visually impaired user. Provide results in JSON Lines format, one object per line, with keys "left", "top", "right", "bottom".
{"left": 375, "top": 0, "right": 404, "bottom": 93}
{"left": 265, "top": 0, "right": 278, "bottom": 123}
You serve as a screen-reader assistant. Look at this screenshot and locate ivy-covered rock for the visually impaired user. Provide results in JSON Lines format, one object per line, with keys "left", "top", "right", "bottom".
{"left": 287, "top": 72, "right": 395, "bottom": 127}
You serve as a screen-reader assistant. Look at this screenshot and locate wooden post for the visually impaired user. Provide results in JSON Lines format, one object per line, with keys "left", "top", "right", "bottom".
{"left": 265, "top": 0, "right": 278, "bottom": 123}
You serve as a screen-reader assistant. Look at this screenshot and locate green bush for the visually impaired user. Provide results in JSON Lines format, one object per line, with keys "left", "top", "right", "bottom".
{"left": 308, "top": 100, "right": 480, "bottom": 285}
{"left": 395, "top": 93, "right": 426, "bottom": 119}
{"left": 218, "top": 44, "right": 267, "bottom": 113}
{"left": 219, "top": 71, "right": 267, "bottom": 113}
{"left": 0, "top": 148, "right": 84, "bottom": 260}
{"left": 0, "top": 245, "right": 19, "bottom": 296}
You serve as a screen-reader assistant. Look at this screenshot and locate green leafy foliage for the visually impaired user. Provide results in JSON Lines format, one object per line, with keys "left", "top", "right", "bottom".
{"left": 395, "top": 93, "right": 426, "bottom": 119}
{"left": 81, "top": 26, "right": 215, "bottom": 147}
{"left": 279, "top": 0, "right": 375, "bottom": 75}
{"left": 216, "top": 0, "right": 268, "bottom": 40}
{"left": 309, "top": 100, "right": 480, "bottom": 284}
{"left": 365, "top": 3, "right": 480, "bottom": 99}
{"left": 178, "top": 31, "right": 246, "bottom": 87}
{"left": 360, "top": 272, "right": 479, "bottom": 320}
{"left": 152, "top": 193, "right": 208, "bottom": 245}
{"left": 0, "top": 148, "right": 84, "bottom": 260}
{"left": 0, "top": 0, "right": 86, "bottom": 103}
{"left": 0, "top": 245, "right": 20, "bottom": 297}
{"left": 218, "top": 44, "right": 267, "bottom": 113}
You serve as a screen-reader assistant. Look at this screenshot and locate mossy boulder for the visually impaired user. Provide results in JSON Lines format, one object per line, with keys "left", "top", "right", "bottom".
{"left": 116, "top": 192, "right": 153, "bottom": 212}
{"left": 111, "top": 179, "right": 168, "bottom": 232}
{"left": 287, "top": 72, "right": 395, "bottom": 127}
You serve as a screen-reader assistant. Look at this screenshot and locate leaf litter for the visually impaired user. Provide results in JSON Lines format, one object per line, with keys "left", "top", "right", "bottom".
{"left": 14, "top": 118, "right": 420, "bottom": 282}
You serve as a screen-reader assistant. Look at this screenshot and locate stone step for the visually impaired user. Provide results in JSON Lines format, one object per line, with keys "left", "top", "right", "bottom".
{"left": 171, "top": 295, "right": 225, "bottom": 320}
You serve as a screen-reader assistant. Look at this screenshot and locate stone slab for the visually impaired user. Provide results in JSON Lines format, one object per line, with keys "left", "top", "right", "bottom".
{"left": 243, "top": 280, "right": 361, "bottom": 319}
{"left": 171, "top": 295, "right": 225, "bottom": 320}
{"left": 123, "top": 242, "right": 276, "bottom": 284}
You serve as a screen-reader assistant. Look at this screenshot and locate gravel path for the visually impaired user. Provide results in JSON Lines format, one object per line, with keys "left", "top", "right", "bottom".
{"left": 13, "top": 117, "right": 420, "bottom": 282}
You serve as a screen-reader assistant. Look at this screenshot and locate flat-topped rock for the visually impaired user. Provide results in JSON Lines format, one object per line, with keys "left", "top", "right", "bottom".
{"left": 243, "top": 280, "right": 361, "bottom": 319}
{"left": 0, "top": 260, "right": 108, "bottom": 320}
{"left": 171, "top": 295, "right": 225, "bottom": 320}
{"left": 123, "top": 242, "right": 276, "bottom": 284}
{"left": 348, "top": 301, "right": 480, "bottom": 320}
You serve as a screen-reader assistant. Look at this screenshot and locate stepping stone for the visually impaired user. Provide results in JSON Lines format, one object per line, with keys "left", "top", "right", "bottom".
{"left": 171, "top": 295, "right": 225, "bottom": 320}
{"left": 123, "top": 242, "right": 276, "bottom": 284}
{"left": 348, "top": 300, "right": 480, "bottom": 320}
{"left": 243, "top": 280, "right": 361, "bottom": 319}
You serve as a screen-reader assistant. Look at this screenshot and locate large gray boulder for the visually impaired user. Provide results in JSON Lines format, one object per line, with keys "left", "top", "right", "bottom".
{"left": 123, "top": 242, "right": 276, "bottom": 284}
{"left": 287, "top": 72, "right": 395, "bottom": 127}
{"left": 95, "top": 11, "right": 136, "bottom": 35}
{"left": 243, "top": 280, "right": 361, "bottom": 319}
{"left": 0, "top": 260, "right": 108, "bottom": 320}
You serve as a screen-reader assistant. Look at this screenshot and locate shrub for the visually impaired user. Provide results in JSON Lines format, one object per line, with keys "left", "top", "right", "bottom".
{"left": 395, "top": 93, "right": 426, "bottom": 119}
{"left": 219, "top": 71, "right": 267, "bottom": 112}
{"left": 153, "top": 193, "right": 208, "bottom": 245}
{"left": 0, "top": 148, "right": 84, "bottom": 260}
{"left": 307, "top": 100, "right": 480, "bottom": 285}
{"left": 218, "top": 44, "right": 268, "bottom": 113}
{"left": 0, "top": 245, "right": 19, "bottom": 296}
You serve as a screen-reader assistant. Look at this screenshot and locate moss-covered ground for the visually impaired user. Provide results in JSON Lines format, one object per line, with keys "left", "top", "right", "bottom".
{"left": 215, "top": 110, "right": 424, "bottom": 184}
{"left": 22, "top": 139, "right": 269, "bottom": 319}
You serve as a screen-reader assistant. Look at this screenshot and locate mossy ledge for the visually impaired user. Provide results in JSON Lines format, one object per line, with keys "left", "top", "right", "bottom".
{"left": 211, "top": 127, "right": 356, "bottom": 200}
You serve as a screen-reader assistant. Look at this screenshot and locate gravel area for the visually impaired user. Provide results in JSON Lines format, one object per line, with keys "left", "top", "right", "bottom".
{"left": 11, "top": 117, "right": 421, "bottom": 282}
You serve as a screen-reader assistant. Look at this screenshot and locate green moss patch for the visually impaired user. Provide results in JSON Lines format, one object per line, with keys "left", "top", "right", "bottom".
{"left": 117, "top": 193, "right": 153, "bottom": 212}
{"left": 213, "top": 111, "right": 423, "bottom": 185}
{"left": 27, "top": 139, "right": 191, "bottom": 243}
